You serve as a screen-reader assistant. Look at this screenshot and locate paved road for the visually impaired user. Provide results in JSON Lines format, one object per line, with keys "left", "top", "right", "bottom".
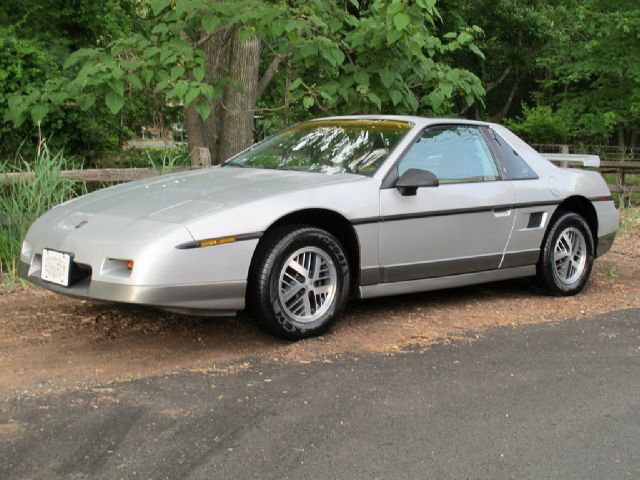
{"left": 1, "top": 309, "right": 639, "bottom": 479}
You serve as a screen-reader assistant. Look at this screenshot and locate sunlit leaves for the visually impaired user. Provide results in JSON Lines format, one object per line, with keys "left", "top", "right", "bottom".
{"left": 5, "top": 0, "right": 486, "bottom": 127}
{"left": 195, "top": 102, "right": 211, "bottom": 120}
{"left": 150, "top": 0, "right": 171, "bottom": 17}
{"left": 367, "top": 92, "right": 382, "bottom": 111}
{"left": 354, "top": 71, "right": 370, "bottom": 88}
{"left": 379, "top": 68, "right": 395, "bottom": 89}
{"left": 393, "top": 13, "right": 411, "bottom": 32}
{"left": 184, "top": 87, "right": 200, "bottom": 107}
{"left": 201, "top": 16, "right": 221, "bottom": 34}
{"left": 78, "top": 94, "right": 96, "bottom": 111}
{"left": 192, "top": 66, "right": 205, "bottom": 82}
{"left": 105, "top": 91, "right": 124, "bottom": 114}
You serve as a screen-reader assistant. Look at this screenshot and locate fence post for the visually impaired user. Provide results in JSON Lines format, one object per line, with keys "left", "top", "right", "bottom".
{"left": 560, "top": 144, "right": 569, "bottom": 167}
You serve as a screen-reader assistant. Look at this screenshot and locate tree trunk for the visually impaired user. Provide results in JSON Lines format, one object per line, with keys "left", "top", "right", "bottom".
{"left": 180, "top": 30, "right": 208, "bottom": 168}
{"left": 184, "top": 103, "right": 206, "bottom": 168}
{"left": 618, "top": 125, "right": 626, "bottom": 150}
{"left": 202, "top": 31, "right": 230, "bottom": 164}
{"left": 218, "top": 34, "right": 261, "bottom": 163}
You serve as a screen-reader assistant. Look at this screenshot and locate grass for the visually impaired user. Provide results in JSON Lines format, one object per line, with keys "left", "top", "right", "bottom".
{"left": 619, "top": 205, "right": 640, "bottom": 235}
{"left": 603, "top": 172, "right": 640, "bottom": 186}
{"left": 146, "top": 148, "right": 188, "bottom": 175}
{"left": 95, "top": 145, "right": 189, "bottom": 169}
{"left": 0, "top": 141, "right": 186, "bottom": 286}
{"left": 0, "top": 141, "right": 83, "bottom": 285}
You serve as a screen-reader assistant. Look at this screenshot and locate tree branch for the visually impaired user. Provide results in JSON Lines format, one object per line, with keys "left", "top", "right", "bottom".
{"left": 256, "top": 53, "right": 291, "bottom": 99}
{"left": 301, "top": 81, "right": 330, "bottom": 114}
{"left": 459, "top": 64, "right": 513, "bottom": 117}
{"left": 485, "top": 64, "right": 513, "bottom": 93}
{"left": 491, "top": 74, "right": 525, "bottom": 122}
{"left": 195, "top": 23, "right": 240, "bottom": 48}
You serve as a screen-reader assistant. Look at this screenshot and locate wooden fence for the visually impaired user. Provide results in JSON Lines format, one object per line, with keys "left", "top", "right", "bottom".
{"left": 0, "top": 161, "right": 638, "bottom": 194}
{"left": 0, "top": 167, "right": 189, "bottom": 183}
{"left": 531, "top": 143, "right": 639, "bottom": 162}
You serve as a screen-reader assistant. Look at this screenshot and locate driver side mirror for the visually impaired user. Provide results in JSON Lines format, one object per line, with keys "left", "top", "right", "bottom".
{"left": 395, "top": 168, "right": 439, "bottom": 196}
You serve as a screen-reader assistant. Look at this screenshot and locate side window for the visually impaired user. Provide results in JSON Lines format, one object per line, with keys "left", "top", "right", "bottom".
{"left": 483, "top": 127, "right": 538, "bottom": 180}
{"left": 398, "top": 126, "right": 499, "bottom": 183}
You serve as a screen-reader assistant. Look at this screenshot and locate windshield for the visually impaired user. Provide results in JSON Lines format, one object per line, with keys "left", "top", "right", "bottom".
{"left": 226, "top": 120, "right": 412, "bottom": 176}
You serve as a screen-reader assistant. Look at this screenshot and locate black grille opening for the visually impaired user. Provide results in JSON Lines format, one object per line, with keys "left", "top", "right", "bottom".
{"left": 527, "top": 212, "right": 544, "bottom": 229}
{"left": 69, "top": 262, "right": 92, "bottom": 286}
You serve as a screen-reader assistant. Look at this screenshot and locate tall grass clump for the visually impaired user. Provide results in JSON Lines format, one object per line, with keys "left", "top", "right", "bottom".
{"left": 0, "top": 141, "right": 82, "bottom": 285}
{"left": 146, "top": 148, "right": 188, "bottom": 175}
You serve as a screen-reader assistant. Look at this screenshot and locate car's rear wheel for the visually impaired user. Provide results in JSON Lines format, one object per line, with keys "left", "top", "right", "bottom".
{"left": 535, "top": 212, "right": 594, "bottom": 296}
{"left": 248, "top": 226, "right": 350, "bottom": 340}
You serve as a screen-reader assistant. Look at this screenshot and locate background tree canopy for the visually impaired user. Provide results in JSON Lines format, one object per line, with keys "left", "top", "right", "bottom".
{"left": 1, "top": 0, "right": 638, "bottom": 163}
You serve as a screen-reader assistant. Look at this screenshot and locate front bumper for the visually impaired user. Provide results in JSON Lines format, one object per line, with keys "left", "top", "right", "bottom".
{"left": 19, "top": 261, "right": 246, "bottom": 315}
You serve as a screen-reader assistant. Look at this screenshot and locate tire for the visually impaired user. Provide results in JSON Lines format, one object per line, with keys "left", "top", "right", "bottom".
{"left": 535, "top": 212, "right": 594, "bottom": 296}
{"left": 248, "top": 225, "right": 351, "bottom": 340}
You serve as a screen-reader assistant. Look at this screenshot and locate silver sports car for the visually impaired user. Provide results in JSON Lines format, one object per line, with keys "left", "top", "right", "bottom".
{"left": 20, "top": 116, "right": 618, "bottom": 339}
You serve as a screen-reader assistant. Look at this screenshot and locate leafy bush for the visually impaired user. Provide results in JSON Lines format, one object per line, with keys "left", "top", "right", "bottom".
{"left": 505, "top": 105, "right": 574, "bottom": 144}
{"left": 0, "top": 142, "right": 82, "bottom": 283}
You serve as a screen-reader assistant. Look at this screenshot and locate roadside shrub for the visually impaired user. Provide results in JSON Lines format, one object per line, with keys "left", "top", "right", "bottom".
{"left": 0, "top": 142, "right": 82, "bottom": 284}
{"left": 505, "top": 105, "right": 574, "bottom": 144}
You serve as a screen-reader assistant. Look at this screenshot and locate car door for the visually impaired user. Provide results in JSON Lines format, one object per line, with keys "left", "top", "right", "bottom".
{"left": 373, "top": 125, "right": 517, "bottom": 285}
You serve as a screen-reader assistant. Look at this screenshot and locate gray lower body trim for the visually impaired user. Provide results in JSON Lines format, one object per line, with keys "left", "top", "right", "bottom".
{"left": 501, "top": 249, "right": 540, "bottom": 268}
{"left": 359, "top": 265, "right": 536, "bottom": 299}
{"left": 361, "top": 250, "right": 539, "bottom": 286}
{"left": 596, "top": 232, "right": 616, "bottom": 258}
{"left": 361, "top": 254, "right": 502, "bottom": 286}
{"left": 19, "top": 261, "right": 245, "bottom": 312}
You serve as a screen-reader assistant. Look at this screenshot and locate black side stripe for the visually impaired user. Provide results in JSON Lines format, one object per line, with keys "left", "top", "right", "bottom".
{"left": 351, "top": 200, "right": 562, "bottom": 226}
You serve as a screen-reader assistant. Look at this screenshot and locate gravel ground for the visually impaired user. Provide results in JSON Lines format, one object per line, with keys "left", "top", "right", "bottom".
{"left": 1, "top": 209, "right": 638, "bottom": 398}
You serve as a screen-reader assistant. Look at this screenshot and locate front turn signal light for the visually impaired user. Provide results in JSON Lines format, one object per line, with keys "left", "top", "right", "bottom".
{"left": 126, "top": 260, "right": 135, "bottom": 270}
{"left": 198, "top": 236, "right": 236, "bottom": 247}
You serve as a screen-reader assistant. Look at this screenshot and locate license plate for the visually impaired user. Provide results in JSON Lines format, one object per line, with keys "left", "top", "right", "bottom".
{"left": 41, "top": 249, "right": 72, "bottom": 287}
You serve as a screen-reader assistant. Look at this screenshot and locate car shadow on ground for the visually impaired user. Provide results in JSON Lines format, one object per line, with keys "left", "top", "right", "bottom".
{"left": 78, "top": 277, "right": 537, "bottom": 343}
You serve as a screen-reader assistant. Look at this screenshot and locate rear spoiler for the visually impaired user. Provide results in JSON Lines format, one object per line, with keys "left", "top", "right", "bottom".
{"left": 541, "top": 153, "right": 600, "bottom": 168}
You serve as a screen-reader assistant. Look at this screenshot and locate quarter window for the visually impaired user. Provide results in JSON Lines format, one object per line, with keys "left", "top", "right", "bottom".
{"left": 398, "top": 126, "right": 500, "bottom": 183}
{"left": 483, "top": 127, "right": 538, "bottom": 180}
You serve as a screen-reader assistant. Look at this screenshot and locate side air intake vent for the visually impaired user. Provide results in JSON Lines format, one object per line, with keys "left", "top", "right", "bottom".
{"left": 527, "top": 212, "right": 545, "bottom": 229}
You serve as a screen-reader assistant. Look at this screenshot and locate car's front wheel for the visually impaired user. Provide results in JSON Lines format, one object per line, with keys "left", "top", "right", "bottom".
{"left": 248, "top": 226, "right": 351, "bottom": 340}
{"left": 535, "top": 212, "right": 594, "bottom": 296}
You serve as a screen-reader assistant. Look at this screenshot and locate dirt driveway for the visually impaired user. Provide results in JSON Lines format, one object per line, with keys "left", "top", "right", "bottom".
{"left": 1, "top": 210, "right": 638, "bottom": 397}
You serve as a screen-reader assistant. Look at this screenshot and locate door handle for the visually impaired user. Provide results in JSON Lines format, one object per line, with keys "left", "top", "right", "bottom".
{"left": 493, "top": 206, "right": 512, "bottom": 217}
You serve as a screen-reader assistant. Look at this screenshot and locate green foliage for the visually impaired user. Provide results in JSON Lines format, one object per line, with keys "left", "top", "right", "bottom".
{"left": 3, "top": 0, "right": 639, "bottom": 153}
{"left": 5, "top": 0, "right": 486, "bottom": 131}
{"left": 505, "top": 105, "right": 573, "bottom": 144}
{"left": 0, "top": 143, "right": 83, "bottom": 281}
{"left": 0, "top": 0, "right": 155, "bottom": 158}
{"left": 146, "top": 148, "right": 189, "bottom": 174}
{"left": 535, "top": 0, "right": 640, "bottom": 142}
{"left": 284, "top": 0, "right": 486, "bottom": 115}
{"left": 436, "top": 0, "right": 555, "bottom": 119}
{"left": 0, "top": 26, "right": 57, "bottom": 156}
{"left": 97, "top": 145, "right": 189, "bottom": 169}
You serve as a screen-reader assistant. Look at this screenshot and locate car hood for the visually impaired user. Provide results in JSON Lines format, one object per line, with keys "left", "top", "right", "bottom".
{"left": 54, "top": 166, "right": 365, "bottom": 223}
